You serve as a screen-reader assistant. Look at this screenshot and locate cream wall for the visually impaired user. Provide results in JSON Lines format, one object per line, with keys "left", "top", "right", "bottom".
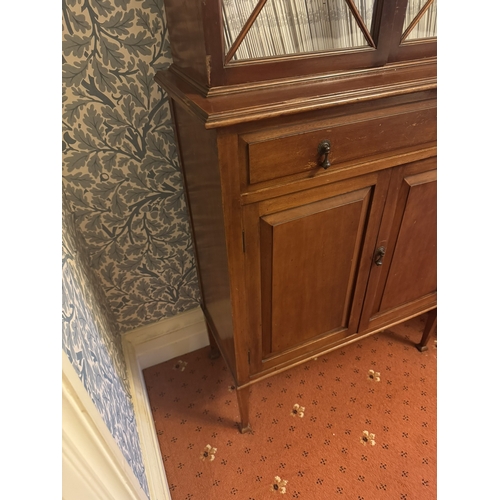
{"left": 63, "top": 195, "right": 149, "bottom": 496}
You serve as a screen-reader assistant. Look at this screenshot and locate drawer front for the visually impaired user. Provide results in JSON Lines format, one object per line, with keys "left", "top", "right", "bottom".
{"left": 244, "top": 106, "right": 436, "bottom": 185}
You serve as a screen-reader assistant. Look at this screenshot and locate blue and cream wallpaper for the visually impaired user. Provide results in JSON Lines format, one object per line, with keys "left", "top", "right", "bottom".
{"left": 62, "top": 196, "right": 149, "bottom": 497}
{"left": 62, "top": 0, "right": 200, "bottom": 334}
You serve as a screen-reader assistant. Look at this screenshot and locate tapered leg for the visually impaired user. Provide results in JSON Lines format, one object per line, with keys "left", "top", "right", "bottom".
{"left": 205, "top": 320, "right": 220, "bottom": 359}
{"left": 416, "top": 309, "right": 437, "bottom": 352}
{"left": 236, "top": 386, "right": 252, "bottom": 434}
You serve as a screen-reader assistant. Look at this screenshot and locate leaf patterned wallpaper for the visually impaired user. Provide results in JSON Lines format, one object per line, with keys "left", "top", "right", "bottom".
{"left": 62, "top": 196, "right": 149, "bottom": 497}
{"left": 62, "top": 0, "right": 201, "bottom": 334}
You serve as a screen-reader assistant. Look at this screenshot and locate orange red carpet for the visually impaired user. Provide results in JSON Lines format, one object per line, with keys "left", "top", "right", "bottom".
{"left": 143, "top": 314, "right": 436, "bottom": 499}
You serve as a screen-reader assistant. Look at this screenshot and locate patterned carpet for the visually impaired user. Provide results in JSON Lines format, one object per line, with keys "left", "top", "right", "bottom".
{"left": 143, "top": 314, "right": 437, "bottom": 499}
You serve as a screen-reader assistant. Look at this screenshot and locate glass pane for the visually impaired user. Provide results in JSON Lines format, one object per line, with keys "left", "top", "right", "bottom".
{"left": 403, "top": 0, "right": 437, "bottom": 41}
{"left": 352, "top": 0, "right": 374, "bottom": 30}
{"left": 222, "top": 0, "right": 261, "bottom": 61}
{"left": 222, "top": 0, "right": 375, "bottom": 62}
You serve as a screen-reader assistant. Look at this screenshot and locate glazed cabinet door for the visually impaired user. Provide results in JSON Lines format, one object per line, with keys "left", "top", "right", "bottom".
{"left": 359, "top": 157, "right": 437, "bottom": 333}
{"left": 242, "top": 170, "right": 391, "bottom": 376}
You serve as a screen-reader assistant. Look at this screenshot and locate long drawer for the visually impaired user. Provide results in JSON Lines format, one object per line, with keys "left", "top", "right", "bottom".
{"left": 241, "top": 105, "right": 437, "bottom": 185}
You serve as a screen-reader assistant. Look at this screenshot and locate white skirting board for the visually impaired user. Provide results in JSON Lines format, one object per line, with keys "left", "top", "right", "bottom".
{"left": 123, "top": 305, "right": 209, "bottom": 370}
{"left": 121, "top": 306, "right": 209, "bottom": 500}
{"left": 62, "top": 352, "right": 149, "bottom": 500}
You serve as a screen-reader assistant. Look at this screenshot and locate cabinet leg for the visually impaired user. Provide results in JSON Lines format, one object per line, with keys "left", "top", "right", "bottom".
{"left": 205, "top": 320, "right": 220, "bottom": 360}
{"left": 236, "top": 386, "right": 252, "bottom": 434}
{"left": 416, "top": 309, "right": 437, "bottom": 352}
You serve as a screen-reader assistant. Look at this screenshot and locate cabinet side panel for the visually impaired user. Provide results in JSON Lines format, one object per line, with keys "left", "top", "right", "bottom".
{"left": 173, "top": 102, "right": 235, "bottom": 372}
{"left": 163, "top": 0, "right": 208, "bottom": 86}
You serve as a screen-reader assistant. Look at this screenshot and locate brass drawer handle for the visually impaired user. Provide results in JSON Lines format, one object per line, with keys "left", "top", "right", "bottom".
{"left": 317, "top": 140, "right": 331, "bottom": 169}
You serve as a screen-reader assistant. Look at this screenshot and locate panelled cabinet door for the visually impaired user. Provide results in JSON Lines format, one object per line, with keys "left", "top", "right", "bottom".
{"left": 242, "top": 171, "right": 391, "bottom": 376}
{"left": 359, "top": 157, "right": 437, "bottom": 333}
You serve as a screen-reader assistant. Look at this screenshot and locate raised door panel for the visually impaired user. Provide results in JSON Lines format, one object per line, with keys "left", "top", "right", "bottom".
{"left": 261, "top": 189, "right": 369, "bottom": 355}
{"left": 359, "top": 158, "right": 437, "bottom": 332}
{"left": 379, "top": 170, "right": 436, "bottom": 309}
{"left": 243, "top": 171, "right": 391, "bottom": 377}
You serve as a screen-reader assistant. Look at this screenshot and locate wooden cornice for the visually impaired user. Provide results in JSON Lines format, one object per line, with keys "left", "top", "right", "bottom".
{"left": 155, "top": 58, "right": 437, "bottom": 129}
